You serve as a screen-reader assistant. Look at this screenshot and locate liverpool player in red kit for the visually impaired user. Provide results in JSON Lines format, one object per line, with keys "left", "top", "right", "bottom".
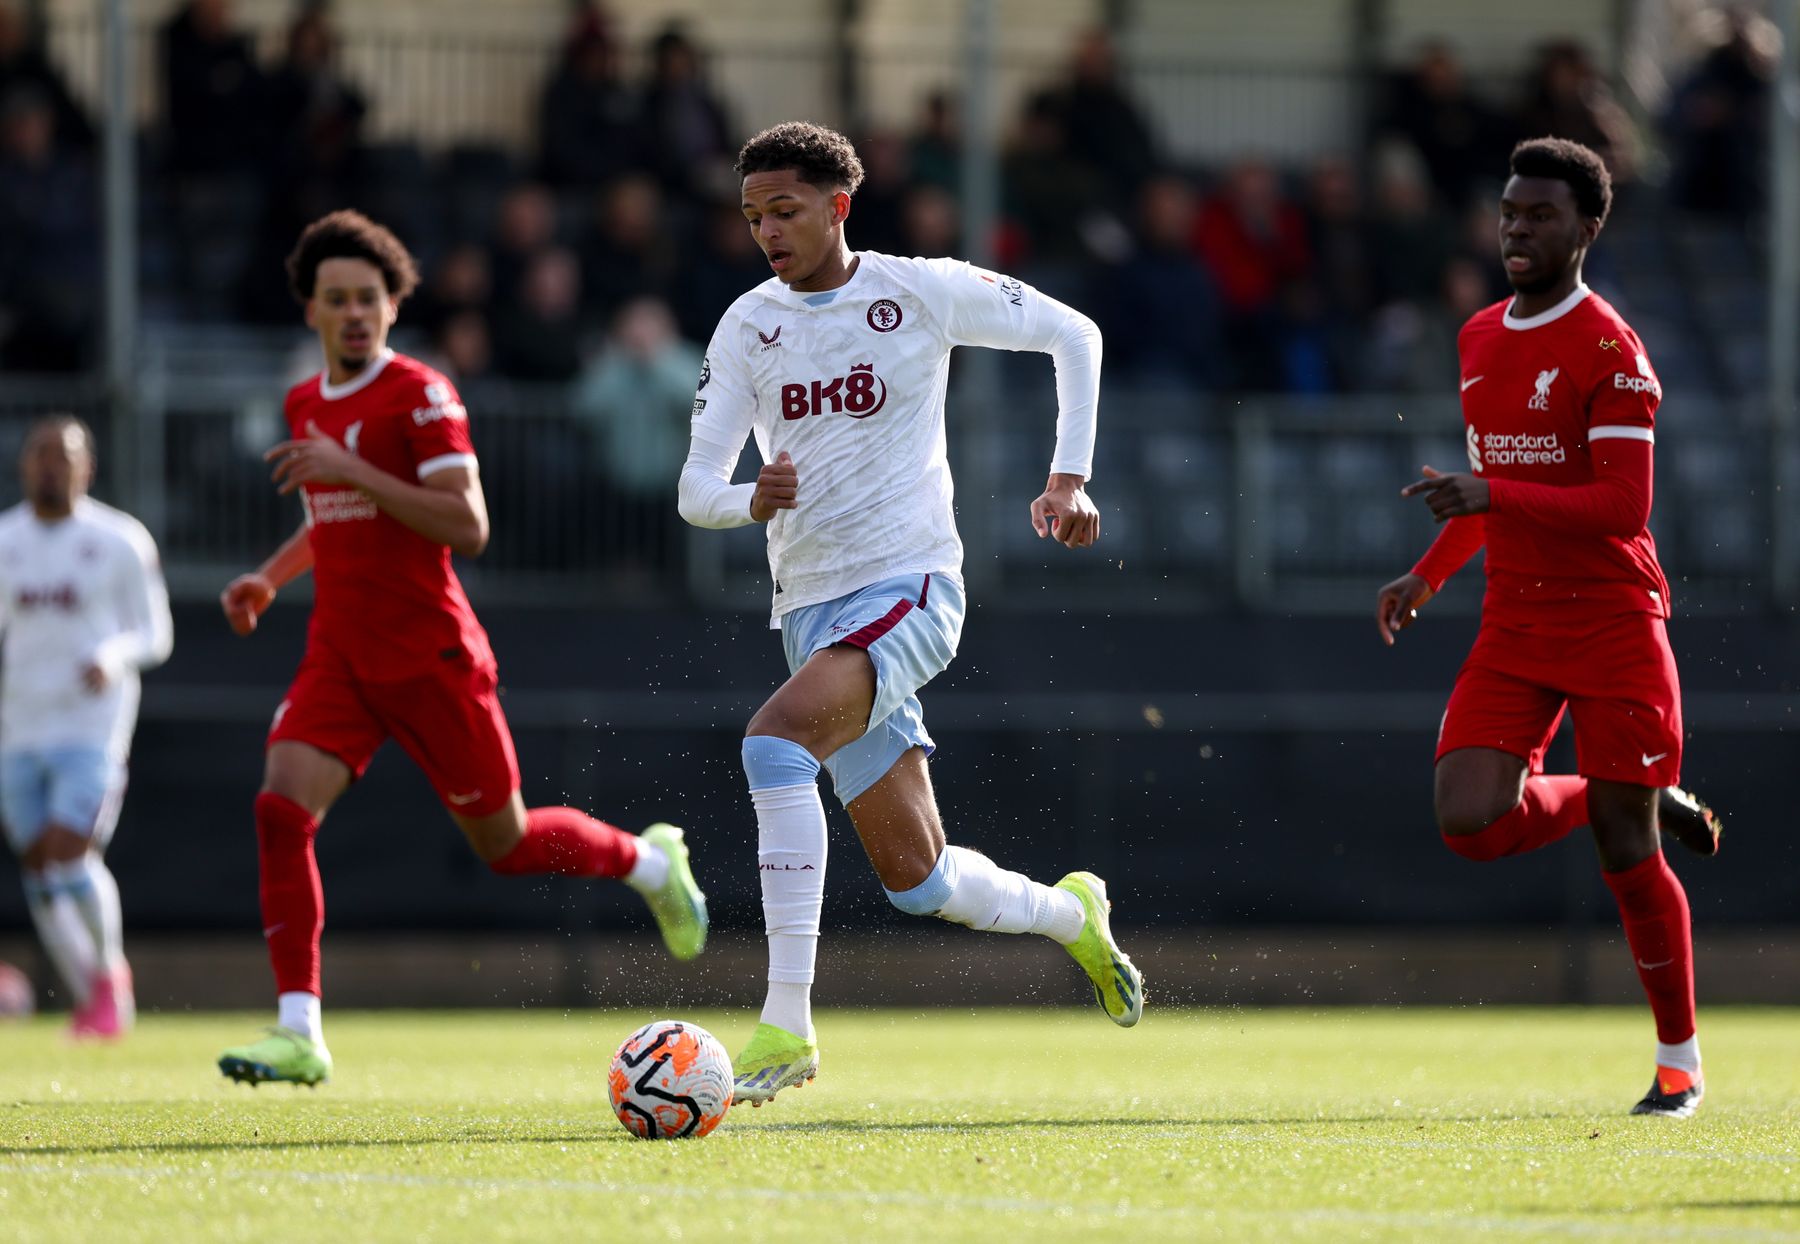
{"left": 1375, "top": 140, "right": 1721, "bottom": 1118}
{"left": 215, "top": 212, "right": 708, "bottom": 1085}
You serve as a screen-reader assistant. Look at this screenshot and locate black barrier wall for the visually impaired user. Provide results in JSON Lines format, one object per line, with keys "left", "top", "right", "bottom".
{"left": 1, "top": 601, "right": 1795, "bottom": 936}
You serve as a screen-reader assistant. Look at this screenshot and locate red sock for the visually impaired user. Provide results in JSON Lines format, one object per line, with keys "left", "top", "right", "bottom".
{"left": 489, "top": 807, "right": 640, "bottom": 879}
{"left": 254, "top": 791, "right": 323, "bottom": 997}
{"left": 1442, "top": 775, "right": 1589, "bottom": 861}
{"left": 1602, "top": 852, "right": 1697, "bottom": 1044}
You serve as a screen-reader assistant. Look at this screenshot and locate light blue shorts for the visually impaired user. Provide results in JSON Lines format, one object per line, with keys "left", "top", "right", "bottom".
{"left": 780, "top": 571, "right": 965, "bottom": 804}
{"left": 0, "top": 745, "right": 125, "bottom": 853}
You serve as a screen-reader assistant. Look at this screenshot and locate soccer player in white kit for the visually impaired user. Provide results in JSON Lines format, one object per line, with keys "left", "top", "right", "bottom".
{"left": 680, "top": 122, "right": 1143, "bottom": 1105}
{"left": 0, "top": 416, "right": 172, "bottom": 1037}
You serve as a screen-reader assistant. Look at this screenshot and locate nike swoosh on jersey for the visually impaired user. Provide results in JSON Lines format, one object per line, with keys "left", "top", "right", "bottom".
{"left": 1641, "top": 752, "right": 1669, "bottom": 766}
{"left": 1460, "top": 375, "right": 1485, "bottom": 391}
{"left": 1637, "top": 958, "right": 1674, "bottom": 970}
{"left": 447, "top": 790, "right": 484, "bottom": 806}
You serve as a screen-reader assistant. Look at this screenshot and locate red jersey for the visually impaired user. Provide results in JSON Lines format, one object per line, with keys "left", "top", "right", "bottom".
{"left": 1416, "top": 286, "right": 1670, "bottom": 630}
{"left": 284, "top": 350, "right": 493, "bottom": 681}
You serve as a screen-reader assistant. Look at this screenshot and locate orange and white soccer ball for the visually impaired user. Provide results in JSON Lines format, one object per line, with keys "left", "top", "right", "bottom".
{"left": 608, "top": 1019, "right": 733, "bottom": 1139}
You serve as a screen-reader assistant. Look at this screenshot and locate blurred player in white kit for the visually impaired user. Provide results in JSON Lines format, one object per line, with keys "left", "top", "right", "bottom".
{"left": 0, "top": 416, "right": 172, "bottom": 1037}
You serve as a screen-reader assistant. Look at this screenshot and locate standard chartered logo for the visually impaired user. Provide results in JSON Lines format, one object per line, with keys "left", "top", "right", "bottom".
{"left": 1467, "top": 428, "right": 1567, "bottom": 469}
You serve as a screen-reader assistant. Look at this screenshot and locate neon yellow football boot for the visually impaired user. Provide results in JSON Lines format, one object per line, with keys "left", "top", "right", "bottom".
{"left": 218, "top": 1027, "right": 332, "bottom": 1087}
{"left": 638, "top": 823, "right": 708, "bottom": 961}
{"left": 731, "top": 1022, "right": 819, "bottom": 1106}
{"left": 1056, "top": 871, "right": 1145, "bottom": 1027}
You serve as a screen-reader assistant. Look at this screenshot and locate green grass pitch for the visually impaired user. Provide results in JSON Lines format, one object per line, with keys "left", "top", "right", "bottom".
{"left": 1, "top": 1007, "right": 1797, "bottom": 1243}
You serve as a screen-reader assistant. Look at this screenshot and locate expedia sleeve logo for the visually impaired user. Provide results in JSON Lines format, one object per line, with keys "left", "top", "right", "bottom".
{"left": 1612, "top": 352, "right": 1662, "bottom": 397}
{"left": 780, "top": 364, "right": 888, "bottom": 420}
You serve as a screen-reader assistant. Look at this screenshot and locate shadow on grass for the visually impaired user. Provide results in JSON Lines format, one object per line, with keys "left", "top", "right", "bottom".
{"left": 0, "top": 1132, "right": 609, "bottom": 1157}
{"left": 739, "top": 1114, "right": 1568, "bottom": 1133}
{"left": 1678, "top": 1202, "right": 1800, "bottom": 1211}
{"left": 2, "top": 1112, "right": 1575, "bottom": 1156}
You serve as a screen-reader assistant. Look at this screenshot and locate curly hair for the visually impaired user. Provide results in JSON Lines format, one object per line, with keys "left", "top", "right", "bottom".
{"left": 735, "top": 121, "right": 865, "bottom": 194}
{"left": 1510, "top": 137, "right": 1613, "bottom": 226}
{"left": 285, "top": 210, "right": 421, "bottom": 304}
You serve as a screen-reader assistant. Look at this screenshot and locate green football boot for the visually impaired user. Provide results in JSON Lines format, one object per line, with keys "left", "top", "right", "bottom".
{"left": 1056, "top": 871, "right": 1145, "bottom": 1027}
{"left": 218, "top": 1027, "right": 332, "bottom": 1087}
{"left": 731, "top": 1022, "right": 819, "bottom": 1107}
{"left": 638, "top": 823, "right": 708, "bottom": 960}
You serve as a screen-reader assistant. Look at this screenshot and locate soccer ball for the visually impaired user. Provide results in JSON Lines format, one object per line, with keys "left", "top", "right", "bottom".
{"left": 608, "top": 1019, "right": 733, "bottom": 1139}
{"left": 0, "top": 960, "right": 34, "bottom": 1019}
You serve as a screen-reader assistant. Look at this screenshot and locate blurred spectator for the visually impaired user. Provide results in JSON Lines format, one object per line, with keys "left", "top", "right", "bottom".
{"left": 1042, "top": 29, "right": 1160, "bottom": 205}
{"left": 1382, "top": 41, "right": 1512, "bottom": 212}
{"left": 1003, "top": 94, "right": 1110, "bottom": 269}
{"left": 673, "top": 199, "right": 772, "bottom": 343}
{"left": 637, "top": 23, "right": 734, "bottom": 204}
{"left": 1666, "top": 5, "right": 1780, "bottom": 216}
{"left": 1515, "top": 41, "right": 1637, "bottom": 188}
{"left": 572, "top": 295, "right": 703, "bottom": 568}
{"left": 411, "top": 244, "right": 493, "bottom": 340}
{"left": 489, "top": 182, "right": 559, "bottom": 305}
{"left": 1368, "top": 255, "right": 1493, "bottom": 392}
{"left": 899, "top": 185, "right": 960, "bottom": 258}
{"left": 580, "top": 174, "right": 677, "bottom": 320}
{"left": 908, "top": 91, "right": 959, "bottom": 192}
{"left": 0, "top": 86, "right": 97, "bottom": 370}
{"left": 493, "top": 247, "right": 585, "bottom": 383}
{"left": 265, "top": 7, "right": 366, "bottom": 190}
{"left": 162, "top": 0, "right": 265, "bottom": 177}
{"left": 239, "top": 7, "right": 367, "bottom": 324}
{"left": 1367, "top": 143, "right": 1457, "bottom": 307}
{"left": 1094, "top": 174, "right": 1222, "bottom": 388}
{"left": 428, "top": 310, "right": 495, "bottom": 388}
{"left": 538, "top": 7, "right": 639, "bottom": 190}
{"left": 1303, "top": 156, "right": 1379, "bottom": 386}
{"left": 1277, "top": 280, "right": 1335, "bottom": 394}
{"left": 1191, "top": 159, "right": 1311, "bottom": 390}
{"left": 849, "top": 130, "right": 912, "bottom": 256}
{"left": 0, "top": 1, "right": 91, "bottom": 152}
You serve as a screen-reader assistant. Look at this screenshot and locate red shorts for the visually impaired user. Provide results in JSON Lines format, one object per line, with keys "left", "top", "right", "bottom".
{"left": 267, "top": 643, "right": 520, "bottom": 817}
{"left": 1436, "top": 611, "right": 1683, "bottom": 788}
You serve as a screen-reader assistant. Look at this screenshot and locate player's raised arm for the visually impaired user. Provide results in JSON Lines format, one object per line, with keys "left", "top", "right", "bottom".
{"left": 678, "top": 337, "right": 762, "bottom": 529}
{"left": 917, "top": 259, "right": 1103, "bottom": 548}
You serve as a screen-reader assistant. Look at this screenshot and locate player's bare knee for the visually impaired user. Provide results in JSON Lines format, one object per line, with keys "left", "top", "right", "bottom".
{"left": 1433, "top": 790, "right": 1516, "bottom": 839}
{"left": 36, "top": 825, "right": 91, "bottom": 864}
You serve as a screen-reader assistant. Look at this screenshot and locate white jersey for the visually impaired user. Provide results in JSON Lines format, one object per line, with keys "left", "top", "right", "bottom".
{"left": 0, "top": 498, "right": 173, "bottom": 761}
{"left": 678, "top": 252, "right": 1101, "bottom": 619}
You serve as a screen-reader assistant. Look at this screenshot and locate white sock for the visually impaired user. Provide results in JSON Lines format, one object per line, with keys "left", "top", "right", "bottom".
{"left": 622, "top": 839, "right": 670, "bottom": 894}
{"left": 23, "top": 873, "right": 97, "bottom": 1006}
{"left": 45, "top": 855, "right": 124, "bottom": 972}
{"left": 752, "top": 782, "right": 827, "bottom": 1038}
{"left": 1657, "top": 1035, "right": 1701, "bottom": 1073}
{"left": 928, "top": 846, "right": 1086, "bottom": 945}
{"left": 279, "top": 991, "right": 324, "bottom": 1045}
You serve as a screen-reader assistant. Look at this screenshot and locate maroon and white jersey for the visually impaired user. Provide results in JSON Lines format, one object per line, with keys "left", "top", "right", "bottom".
{"left": 0, "top": 497, "right": 172, "bottom": 760}
{"left": 284, "top": 349, "right": 492, "bottom": 680}
{"left": 1457, "top": 284, "right": 1670, "bottom": 624}
{"left": 679, "top": 252, "right": 1102, "bottom": 620}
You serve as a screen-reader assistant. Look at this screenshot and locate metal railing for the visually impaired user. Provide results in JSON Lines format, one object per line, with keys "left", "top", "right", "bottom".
{"left": 0, "top": 367, "right": 1789, "bottom": 614}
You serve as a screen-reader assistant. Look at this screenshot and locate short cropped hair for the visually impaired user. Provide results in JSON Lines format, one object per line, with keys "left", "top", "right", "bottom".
{"left": 25, "top": 412, "right": 95, "bottom": 460}
{"left": 736, "top": 121, "right": 865, "bottom": 194}
{"left": 1510, "top": 137, "right": 1613, "bottom": 226}
{"left": 286, "top": 210, "right": 421, "bottom": 304}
